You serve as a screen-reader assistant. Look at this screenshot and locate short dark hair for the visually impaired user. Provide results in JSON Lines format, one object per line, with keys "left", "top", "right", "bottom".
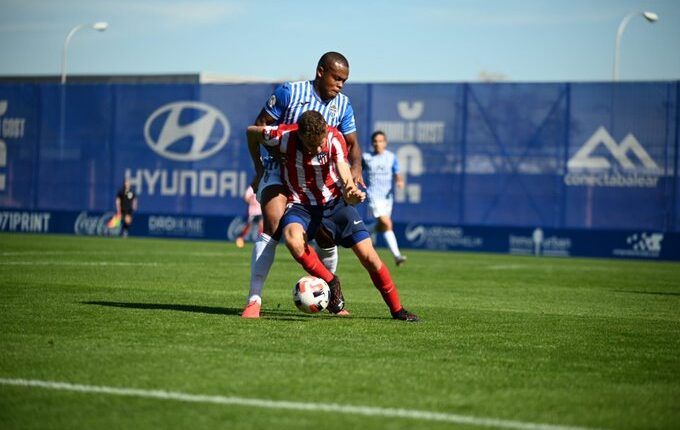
{"left": 298, "top": 110, "right": 327, "bottom": 140}
{"left": 371, "top": 130, "right": 386, "bottom": 142}
{"left": 317, "top": 52, "right": 349, "bottom": 70}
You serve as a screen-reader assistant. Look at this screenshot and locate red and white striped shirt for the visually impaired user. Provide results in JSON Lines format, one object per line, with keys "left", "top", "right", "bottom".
{"left": 262, "top": 124, "right": 349, "bottom": 206}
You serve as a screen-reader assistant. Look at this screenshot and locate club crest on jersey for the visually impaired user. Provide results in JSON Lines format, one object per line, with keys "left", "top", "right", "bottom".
{"left": 267, "top": 95, "right": 276, "bottom": 109}
{"left": 316, "top": 152, "right": 329, "bottom": 164}
{"left": 328, "top": 104, "right": 338, "bottom": 118}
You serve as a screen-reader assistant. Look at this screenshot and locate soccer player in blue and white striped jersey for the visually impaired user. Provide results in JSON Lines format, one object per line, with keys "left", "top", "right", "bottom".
{"left": 243, "top": 52, "right": 364, "bottom": 318}
{"left": 362, "top": 131, "right": 407, "bottom": 266}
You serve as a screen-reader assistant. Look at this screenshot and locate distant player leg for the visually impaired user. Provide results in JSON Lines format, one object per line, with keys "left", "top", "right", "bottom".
{"left": 372, "top": 200, "right": 406, "bottom": 266}
{"left": 378, "top": 216, "right": 406, "bottom": 265}
{"left": 121, "top": 213, "right": 132, "bottom": 237}
{"left": 236, "top": 215, "right": 252, "bottom": 248}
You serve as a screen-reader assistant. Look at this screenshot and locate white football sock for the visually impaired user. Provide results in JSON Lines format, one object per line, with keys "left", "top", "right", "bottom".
{"left": 383, "top": 230, "right": 402, "bottom": 258}
{"left": 247, "top": 233, "right": 278, "bottom": 302}
{"left": 318, "top": 245, "right": 338, "bottom": 273}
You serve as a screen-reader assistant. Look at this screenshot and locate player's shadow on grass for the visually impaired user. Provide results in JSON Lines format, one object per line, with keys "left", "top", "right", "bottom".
{"left": 81, "top": 300, "right": 317, "bottom": 321}
{"left": 613, "top": 290, "right": 680, "bottom": 297}
{"left": 82, "top": 300, "right": 242, "bottom": 316}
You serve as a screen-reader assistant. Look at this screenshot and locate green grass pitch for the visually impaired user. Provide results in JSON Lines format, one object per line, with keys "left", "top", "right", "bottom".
{"left": 1, "top": 233, "right": 679, "bottom": 429}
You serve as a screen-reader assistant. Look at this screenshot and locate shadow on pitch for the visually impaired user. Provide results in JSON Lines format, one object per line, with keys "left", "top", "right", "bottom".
{"left": 613, "top": 290, "right": 680, "bottom": 297}
{"left": 82, "top": 300, "right": 325, "bottom": 321}
{"left": 82, "top": 300, "right": 244, "bottom": 316}
{"left": 81, "top": 300, "right": 386, "bottom": 321}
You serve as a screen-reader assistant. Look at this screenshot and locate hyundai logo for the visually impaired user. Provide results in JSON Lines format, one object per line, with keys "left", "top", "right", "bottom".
{"left": 144, "top": 101, "right": 230, "bottom": 161}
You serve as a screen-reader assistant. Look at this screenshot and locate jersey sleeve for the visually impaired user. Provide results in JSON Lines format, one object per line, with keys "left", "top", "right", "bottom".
{"left": 263, "top": 83, "right": 292, "bottom": 121}
{"left": 262, "top": 126, "right": 282, "bottom": 147}
{"left": 392, "top": 153, "right": 401, "bottom": 174}
{"left": 338, "top": 101, "right": 357, "bottom": 135}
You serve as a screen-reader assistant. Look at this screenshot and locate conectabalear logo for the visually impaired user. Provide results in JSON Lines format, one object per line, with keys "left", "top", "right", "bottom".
{"left": 144, "top": 101, "right": 230, "bottom": 161}
{"left": 564, "top": 126, "right": 662, "bottom": 188}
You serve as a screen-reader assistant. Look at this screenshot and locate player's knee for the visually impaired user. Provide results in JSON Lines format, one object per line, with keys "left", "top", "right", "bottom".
{"left": 384, "top": 218, "right": 393, "bottom": 231}
{"left": 283, "top": 225, "right": 305, "bottom": 255}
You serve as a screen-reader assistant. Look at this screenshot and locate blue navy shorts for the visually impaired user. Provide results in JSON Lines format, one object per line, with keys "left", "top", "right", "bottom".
{"left": 281, "top": 199, "right": 370, "bottom": 248}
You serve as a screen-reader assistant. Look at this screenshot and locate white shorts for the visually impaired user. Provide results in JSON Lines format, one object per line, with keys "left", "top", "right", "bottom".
{"left": 368, "top": 198, "right": 393, "bottom": 219}
{"left": 256, "top": 153, "right": 283, "bottom": 202}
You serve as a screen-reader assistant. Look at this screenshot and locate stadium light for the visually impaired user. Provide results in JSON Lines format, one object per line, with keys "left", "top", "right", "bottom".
{"left": 613, "top": 11, "right": 658, "bottom": 81}
{"left": 60, "top": 22, "right": 109, "bottom": 84}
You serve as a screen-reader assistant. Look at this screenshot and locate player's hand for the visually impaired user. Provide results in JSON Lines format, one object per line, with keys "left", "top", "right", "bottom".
{"left": 350, "top": 165, "right": 365, "bottom": 188}
{"left": 343, "top": 186, "right": 365, "bottom": 205}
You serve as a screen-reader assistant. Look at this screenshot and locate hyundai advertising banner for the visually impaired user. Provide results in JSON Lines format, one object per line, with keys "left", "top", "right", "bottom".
{"left": 0, "top": 82, "right": 678, "bottom": 261}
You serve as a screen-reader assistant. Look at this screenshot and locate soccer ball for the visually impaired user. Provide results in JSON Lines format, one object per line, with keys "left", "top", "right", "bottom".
{"left": 293, "top": 276, "right": 330, "bottom": 314}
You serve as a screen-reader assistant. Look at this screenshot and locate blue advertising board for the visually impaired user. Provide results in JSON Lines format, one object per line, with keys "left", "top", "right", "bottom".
{"left": 0, "top": 81, "right": 678, "bottom": 260}
{"left": 2, "top": 209, "right": 677, "bottom": 261}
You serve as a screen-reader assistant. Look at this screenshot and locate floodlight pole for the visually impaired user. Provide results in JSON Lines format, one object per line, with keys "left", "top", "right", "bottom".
{"left": 60, "top": 22, "right": 109, "bottom": 84}
{"left": 59, "top": 22, "right": 108, "bottom": 158}
{"left": 613, "top": 11, "right": 658, "bottom": 81}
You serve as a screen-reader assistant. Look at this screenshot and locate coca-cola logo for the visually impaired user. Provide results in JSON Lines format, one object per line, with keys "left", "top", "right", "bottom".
{"left": 227, "top": 217, "right": 246, "bottom": 241}
{"left": 74, "top": 212, "right": 121, "bottom": 236}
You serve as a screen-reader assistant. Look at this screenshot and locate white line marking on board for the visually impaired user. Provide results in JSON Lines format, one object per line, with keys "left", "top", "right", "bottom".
{"left": 0, "top": 378, "right": 602, "bottom": 430}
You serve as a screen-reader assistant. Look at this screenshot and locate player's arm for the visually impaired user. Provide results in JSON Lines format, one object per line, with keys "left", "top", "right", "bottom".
{"left": 246, "top": 125, "right": 269, "bottom": 192}
{"left": 343, "top": 132, "right": 365, "bottom": 188}
{"left": 115, "top": 196, "right": 121, "bottom": 215}
{"left": 336, "top": 160, "right": 365, "bottom": 205}
{"left": 247, "top": 111, "right": 277, "bottom": 189}
{"left": 254, "top": 109, "right": 276, "bottom": 126}
{"left": 132, "top": 196, "right": 138, "bottom": 211}
{"left": 339, "top": 102, "right": 364, "bottom": 188}
{"left": 392, "top": 154, "right": 405, "bottom": 189}
{"left": 394, "top": 173, "right": 405, "bottom": 189}
{"left": 248, "top": 84, "right": 288, "bottom": 190}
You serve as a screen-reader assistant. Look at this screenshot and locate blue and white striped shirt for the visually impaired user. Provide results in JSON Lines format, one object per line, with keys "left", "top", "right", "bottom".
{"left": 264, "top": 80, "right": 356, "bottom": 133}
{"left": 362, "top": 150, "right": 400, "bottom": 201}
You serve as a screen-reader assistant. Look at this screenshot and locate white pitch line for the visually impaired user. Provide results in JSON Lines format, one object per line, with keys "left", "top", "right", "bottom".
{"left": 0, "top": 378, "right": 601, "bottom": 430}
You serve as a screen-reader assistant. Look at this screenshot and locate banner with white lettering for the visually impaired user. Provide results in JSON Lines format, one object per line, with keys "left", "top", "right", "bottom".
{"left": 0, "top": 82, "right": 678, "bottom": 237}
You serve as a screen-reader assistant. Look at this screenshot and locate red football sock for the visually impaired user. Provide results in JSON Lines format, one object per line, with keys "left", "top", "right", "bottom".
{"left": 369, "top": 264, "right": 402, "bottom": 313}
{"left": 293, "top": 244, "right": 334, "bottom": 284}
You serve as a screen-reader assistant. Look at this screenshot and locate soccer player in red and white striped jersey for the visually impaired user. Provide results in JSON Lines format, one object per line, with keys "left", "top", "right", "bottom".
{"left": 246, "top": 111, "right": 419, "bottom": 322}
{"left": 262, "top": 123, "right": 348, "bottom": 206}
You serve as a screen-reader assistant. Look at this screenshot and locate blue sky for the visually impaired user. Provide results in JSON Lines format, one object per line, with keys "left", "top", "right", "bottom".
{"left": 1, "top": 0, "right": 678, "bottom": 82}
